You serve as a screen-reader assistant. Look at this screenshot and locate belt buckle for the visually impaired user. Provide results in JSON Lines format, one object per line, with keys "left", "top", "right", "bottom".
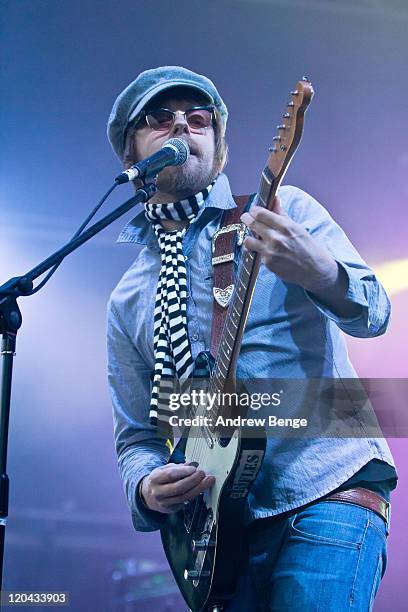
{"left": 211, "top": 223, "right": 246, "bottom": 265}
{"left": 384, "top": 500, "right": 390, "bottom": 526}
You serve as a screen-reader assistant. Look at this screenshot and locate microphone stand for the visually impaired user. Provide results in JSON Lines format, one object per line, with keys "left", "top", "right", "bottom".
{"left": 0, "top": 180, "right": 157, "bottom": 593}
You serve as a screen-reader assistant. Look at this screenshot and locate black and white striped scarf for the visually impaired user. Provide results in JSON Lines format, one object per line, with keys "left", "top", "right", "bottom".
{"left": 146, "top": 183, "right": 214, "bottom": 434}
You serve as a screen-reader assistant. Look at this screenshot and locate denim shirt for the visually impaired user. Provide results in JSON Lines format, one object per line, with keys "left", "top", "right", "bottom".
{"left": 107, "top": 173, "right": 397, "bottom": 532}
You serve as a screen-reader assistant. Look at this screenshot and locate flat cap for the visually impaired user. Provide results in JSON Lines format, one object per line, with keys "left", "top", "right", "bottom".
{"left": 107, "top": 65, "right": 228, "bottom": 160}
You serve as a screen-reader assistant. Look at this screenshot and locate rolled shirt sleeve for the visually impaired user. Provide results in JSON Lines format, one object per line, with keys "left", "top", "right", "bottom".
{"left": 107, "top": 299, "right": 170, "bottom": 532}
{"left": 283, "top": 186, "right": 391, "bottom": 338}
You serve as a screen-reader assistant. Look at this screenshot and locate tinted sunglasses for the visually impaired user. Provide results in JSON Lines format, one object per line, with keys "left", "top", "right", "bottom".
{"left": 136, "top": 105, "right": 215, "bottom": 132}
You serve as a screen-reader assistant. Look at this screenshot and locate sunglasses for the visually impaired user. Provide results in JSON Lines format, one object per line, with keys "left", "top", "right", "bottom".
{"left": 136, "top": 105, "right": 215, "bottom": 132}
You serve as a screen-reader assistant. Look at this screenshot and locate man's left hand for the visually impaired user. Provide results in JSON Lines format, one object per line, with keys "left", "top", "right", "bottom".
{"left": 240, "top": 196, "right": 338, "bottom": 294}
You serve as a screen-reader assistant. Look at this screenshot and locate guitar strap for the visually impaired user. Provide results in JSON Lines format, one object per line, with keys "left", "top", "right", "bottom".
{"left": 166, "top": 194, "right": 253, "bottom": 459}
{"left": 210, "top": 194, "right": 255, "bottom": 359}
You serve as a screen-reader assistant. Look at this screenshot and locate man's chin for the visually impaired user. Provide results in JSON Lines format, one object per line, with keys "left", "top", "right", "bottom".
{"left": 157, "top": 164, "right": 214, "bottom": 199}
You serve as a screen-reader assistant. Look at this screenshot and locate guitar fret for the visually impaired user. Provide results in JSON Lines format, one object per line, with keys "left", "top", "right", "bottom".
{"left": 221, "top": 343, "right": 230, "bottom": 357}
{"left": 227, "top": 327, "right": 235, "bottom": 340}
{"left": 217, "top": 360, "right": 226, "bottom": 375}
{"left": 218, "top": 358, "right": 228, "bottom": 375}
{"left": 214, "top": 377, "right": 224, "bottom": 393}
{"left": 232, "top": 304, "right": 241, "bottom": 317}
{"left": 224, "top": 338, "right": 233, "bottom": 351}
{"left": 213, "top": 371, "right": 222, "bottom": 387}
{"left": 258, "top": 185, "right": 268, "bottom": 207}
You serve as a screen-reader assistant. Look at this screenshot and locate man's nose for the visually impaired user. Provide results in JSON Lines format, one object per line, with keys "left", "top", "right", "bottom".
{"left": 170, "top": 112, "right": 190, "bottom": 136}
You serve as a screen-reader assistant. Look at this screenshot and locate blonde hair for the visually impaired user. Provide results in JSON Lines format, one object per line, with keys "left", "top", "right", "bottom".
{"left": 213, "top": 107, "right": 228, "bottom": 175}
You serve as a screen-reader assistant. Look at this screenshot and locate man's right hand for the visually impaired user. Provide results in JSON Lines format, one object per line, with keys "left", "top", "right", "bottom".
{"left": 140, "top": 462, "right": 216, "bottom": 514}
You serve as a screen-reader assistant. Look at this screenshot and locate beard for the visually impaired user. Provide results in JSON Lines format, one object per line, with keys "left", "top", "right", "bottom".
{"left": 154, "top": 153, "right": 217, "bottom": 202}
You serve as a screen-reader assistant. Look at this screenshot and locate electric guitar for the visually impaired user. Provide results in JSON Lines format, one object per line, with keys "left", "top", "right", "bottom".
{"left": 161, "top": 78, "right": 314, "bottom": 612}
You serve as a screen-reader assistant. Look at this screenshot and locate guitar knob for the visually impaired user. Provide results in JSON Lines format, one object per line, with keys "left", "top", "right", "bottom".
{"left": 191, "top": 539, "right": 216, "bottom": 552}
{"left": 184, "top": 569, "right": 211, "bottom": 580}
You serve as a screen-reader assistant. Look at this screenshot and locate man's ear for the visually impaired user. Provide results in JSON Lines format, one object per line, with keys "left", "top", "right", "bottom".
{"left": 122, "top": 137, "right": 143, "bottom": 191}
{"left": 122, "top": 127, "right": 138, "bottom": 169}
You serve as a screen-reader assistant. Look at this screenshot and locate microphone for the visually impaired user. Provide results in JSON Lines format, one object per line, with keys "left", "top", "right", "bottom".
{"left": 115, "top": 138, "right": 190, "bottom": 184}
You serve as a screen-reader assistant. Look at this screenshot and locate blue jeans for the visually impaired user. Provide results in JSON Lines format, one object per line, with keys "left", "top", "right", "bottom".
{"left": 225, "top": 500, "right": 389, "bottom": 611}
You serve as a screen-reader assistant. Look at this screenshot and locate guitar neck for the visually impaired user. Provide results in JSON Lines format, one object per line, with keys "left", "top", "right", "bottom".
{"left": 209, "top": 78, "right": 314, "bottom": 403}
{"left": 210, "top": 168, "right": 278, "bottom": 391}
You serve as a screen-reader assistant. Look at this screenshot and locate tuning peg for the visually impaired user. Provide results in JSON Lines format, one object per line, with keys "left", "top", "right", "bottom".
{"left": 283, "top": 113, "right": 290, "bottom": 118}
{"left": 273, "top": 136, "right": 281, "bottom": 142}
{"left": 268, "top": 146, "right": 278, "bottom": 153}
{"left": 277, "top": 124, "right": 287, "bottom": 130}
{"left": 302, "top": 76, "right": 310, "bottom": 82}
{"left": 290, "top": 90, "right": 299, "bottom": 96}
{"left": 287, "top": 101, "right": 294, "bottom": 107}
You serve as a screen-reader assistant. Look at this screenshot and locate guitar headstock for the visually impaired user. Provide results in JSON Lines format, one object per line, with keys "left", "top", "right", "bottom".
{"left": 266, "top": 77, "right": 314, "bottom": 181}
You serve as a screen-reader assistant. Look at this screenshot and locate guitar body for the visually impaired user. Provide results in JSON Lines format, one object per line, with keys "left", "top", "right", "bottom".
{"left": 161, "top": 425, "right": 266, "bottom": 611}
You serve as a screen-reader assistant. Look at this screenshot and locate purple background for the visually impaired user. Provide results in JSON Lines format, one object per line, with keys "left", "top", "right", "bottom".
{"left": 1, "top": 1, "right": 407, "bottom": 609}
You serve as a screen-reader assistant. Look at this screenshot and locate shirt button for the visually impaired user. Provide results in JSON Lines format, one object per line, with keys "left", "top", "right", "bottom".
{"left": 191, "top": 333, "right": 199, "bottom": 342}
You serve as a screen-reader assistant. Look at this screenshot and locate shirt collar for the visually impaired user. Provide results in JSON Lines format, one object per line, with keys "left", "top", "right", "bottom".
{"left": 116, "top": 172, "right": 236, "bottom": 245}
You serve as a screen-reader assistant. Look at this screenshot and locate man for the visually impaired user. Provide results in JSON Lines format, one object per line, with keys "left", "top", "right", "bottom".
{"left": 107, "top": 66, "right": 397, "bottom": 610}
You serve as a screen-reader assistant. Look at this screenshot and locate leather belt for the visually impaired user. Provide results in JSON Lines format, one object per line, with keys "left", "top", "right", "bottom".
{"left": 322, "top": 487, "right": 389, "bottom": 525}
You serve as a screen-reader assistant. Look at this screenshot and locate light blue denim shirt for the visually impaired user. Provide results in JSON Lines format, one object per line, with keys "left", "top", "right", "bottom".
{"left": 107, "top": 173, "right": 397, "bottom": 532}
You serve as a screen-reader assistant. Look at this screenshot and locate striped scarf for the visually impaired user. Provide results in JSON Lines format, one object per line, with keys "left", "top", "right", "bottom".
{"left": 147, "top": 183, "right": 214, "bottom": 434}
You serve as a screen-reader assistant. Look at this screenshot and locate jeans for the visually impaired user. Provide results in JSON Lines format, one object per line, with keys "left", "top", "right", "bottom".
{"left": 225, "top": 500, "right": 389, "bottom": 611}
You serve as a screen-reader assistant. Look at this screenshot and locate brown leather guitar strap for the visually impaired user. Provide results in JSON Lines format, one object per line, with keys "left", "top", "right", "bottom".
{"left": 210, "top": 194, "right": 253, "bottom": 359}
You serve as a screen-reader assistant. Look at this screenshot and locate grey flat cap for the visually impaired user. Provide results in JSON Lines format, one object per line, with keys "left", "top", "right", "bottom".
{"left": 107, "top": 65, "right": 228, "bottom": 160}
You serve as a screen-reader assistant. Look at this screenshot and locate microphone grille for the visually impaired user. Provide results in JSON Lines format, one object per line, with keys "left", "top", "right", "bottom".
{"left": 163, "top": 138, "right": 190, "bottom": 165}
